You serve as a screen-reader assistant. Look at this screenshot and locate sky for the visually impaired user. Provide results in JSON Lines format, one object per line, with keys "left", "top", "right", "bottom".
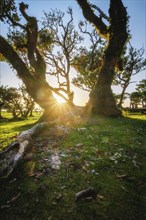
{"left": 0, "top": 0, "right": 146, "bottom": 106}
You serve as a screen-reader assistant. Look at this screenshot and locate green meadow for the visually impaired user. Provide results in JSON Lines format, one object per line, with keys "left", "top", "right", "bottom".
{"left": 0, "top": 113, "right": 146, "bottom": 220}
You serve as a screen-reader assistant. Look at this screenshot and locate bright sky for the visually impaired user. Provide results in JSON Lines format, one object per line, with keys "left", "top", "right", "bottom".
{"left": 0, "top": 0, "right": 146, "bottom": 106}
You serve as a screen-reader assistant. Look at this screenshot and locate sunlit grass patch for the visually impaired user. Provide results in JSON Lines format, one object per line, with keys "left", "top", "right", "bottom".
{"left": 0, "top": 113, "right": 39, "bottom": 150}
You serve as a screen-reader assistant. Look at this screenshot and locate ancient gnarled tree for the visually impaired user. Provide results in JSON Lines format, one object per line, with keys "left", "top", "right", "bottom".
{"left": 77, "top": 0, "right": 128, "bottom": 116}
{"left": 0, "top": 2, "right": 62, "bottom": 122}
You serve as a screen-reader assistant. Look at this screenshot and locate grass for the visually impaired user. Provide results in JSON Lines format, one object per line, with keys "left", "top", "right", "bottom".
{"left": 0, "top": 113, "right": 146, "bottom": 220}
{"left": 0, "top": 112, "right": 40, "bottom": 150}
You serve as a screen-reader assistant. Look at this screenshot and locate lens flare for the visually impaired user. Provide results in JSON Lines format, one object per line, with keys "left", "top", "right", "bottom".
{"left": 53, "top": 93, "right": 66, "bottom": 104}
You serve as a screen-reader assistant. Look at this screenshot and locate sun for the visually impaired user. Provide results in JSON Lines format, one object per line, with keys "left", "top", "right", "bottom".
{"left": 53, "top": 93, "right": 66, "bottom": 104}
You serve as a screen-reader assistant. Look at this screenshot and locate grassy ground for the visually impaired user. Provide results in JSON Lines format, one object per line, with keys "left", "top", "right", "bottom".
{"left": 0, "top": 113, "right": 146, "bottom": 220}
{"left": 0, "top": 112, "right": 40, "bottom": 150}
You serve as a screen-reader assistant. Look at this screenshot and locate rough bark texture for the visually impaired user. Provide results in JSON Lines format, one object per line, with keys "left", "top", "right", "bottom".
{"left": 0, "top": 123, "right": 48, "bottom": 179}
{"left": 77, "top": 0, "right": 128, "bottom": 116}
{"left": 0, "top": 3, "right": 59, "bottom": 122}
{"left": 0, "top": 36, "right": 57, "bottom": 119}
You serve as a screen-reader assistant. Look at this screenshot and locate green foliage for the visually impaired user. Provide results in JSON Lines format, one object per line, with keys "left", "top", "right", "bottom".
{"left": 0, "top": 114, "right": 146, "bottom": 219}
{"left": 114, "top": 44, "right": 146, "bottom": 107}
{"left": 0, "top": 0, "right": 17, "bottom": 22}
{"left": 72, "top": 26, "right": 105, "bottom": 92}
{"left": 0, "top": 85, "right": 35, "bottom": 119}
{"left": 130, "top": 91, "right": 142, "bottom": 108}
{"left": 136, "top": 79, "right": 146, "bottom": 107}
{"left": 72, "top": 49, "right": 101, "bottom": 91}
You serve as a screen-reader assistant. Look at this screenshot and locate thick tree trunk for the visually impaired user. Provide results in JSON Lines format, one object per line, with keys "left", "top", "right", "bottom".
{"left": 77, "top": 0, "right": 128, "bottom": 117}
{"left": 0, "top": 4, "right": 75, "bottom": 122}
{"left": 0, "top": 36, "right": 58, "bottom": 122}
{"left": 86, "top": 59, "right": 121, "bottom": 116}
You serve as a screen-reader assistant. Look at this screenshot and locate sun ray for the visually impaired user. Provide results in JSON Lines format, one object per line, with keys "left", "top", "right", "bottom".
{"left": 53, "top": 93, "right": 66, "bottom": 104}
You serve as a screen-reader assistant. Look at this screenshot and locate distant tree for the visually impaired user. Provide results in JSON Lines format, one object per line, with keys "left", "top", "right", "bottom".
{"left": 0, "top": 85, "right": 35, "bottom": 119}
{"left": 114, "top": 44, "right": 146, "bottom": 108}
{"left": 114, "top": 93, "right": 129, "bottom": 106}
{"left": 0, "top": 86, "right": 9, "bottom": 118}
{"left": 136, "top": 79, "right": 146, "bottom": 107}
{"left": 77, "top": 0, "right": 128, "bottom": 116}
{"left": 4, "top": 87, "right": 22, "bottom": 119}
{"left": 0, "top": 86, "right": 22, "bottom": 119}
{"left": 42, "top": 8, "right": 83, "bottom": 104}
{"left": 130, "top": 91, "right": 141, "bottom": 108}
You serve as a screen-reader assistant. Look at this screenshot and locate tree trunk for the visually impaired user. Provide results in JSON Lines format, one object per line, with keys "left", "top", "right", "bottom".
{"left": 0, "top": 4, "right": 74, "bottom": 122}
{"left": 0, "top": 36, "right": 58, "bottom": 122}
{"left": 0, "top": 108, "right": 3, "bottom": 119}
{"left": 118, "top": 84, "right": 127, "bottom": 108}
{"left": 12, "top": 108, "right": 18, "bottom": 120}
{"left": 0, "top": 103, "right": 4, "bottom": 119}
{"left": 29, "top": 109, "right": 34, "bottom": 117}
{"left": 86, "top": 60, "right": 121, "bottom": 116}
{"left": 77, "top": 0, "right": 128, "bottom": 117}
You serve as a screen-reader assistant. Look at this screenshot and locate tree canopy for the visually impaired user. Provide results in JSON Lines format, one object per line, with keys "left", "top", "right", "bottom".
{"left": 0, "top": 0, "right": 145, "bottom": 121}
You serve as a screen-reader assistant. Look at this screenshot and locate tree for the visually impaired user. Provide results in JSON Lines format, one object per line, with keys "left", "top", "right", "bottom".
{"left": 115, "top": 44, "right": 146, "bottom": 108}
{"left": 0, "top": 85, "right": 35, "bottom": 119}
{"left": 0, "top": 86, "right": 9, "bottom": 118}
{"left": 4, "top": 87, "right": 22, "bottom": 119}
{"left": 114, "top": 93, "right": 129, "bottom": 107}
{"left": 0, "top": 86, "right": 22, "bottom": 119}
{"left": 130, "top": 92, "right": 141, "bottom": 108}
{"left": 77, "top": 0, "right": 128, "bottom": 116}
{"left": 0, "top": 0, "right": 129, "bottom": 119}
{"left": 0, "top": 1, "right": 58, "bottom": 122}
{"left": 42, "top": 8, "right": 83, "bottom": 104}
{"left": 136, "top": 79, "right": 146, "bottom": 107}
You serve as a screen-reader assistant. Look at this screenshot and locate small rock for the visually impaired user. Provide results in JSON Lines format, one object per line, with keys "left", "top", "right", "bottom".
{"left": 50, "top": 153, "right": 61, "bottom": 170}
